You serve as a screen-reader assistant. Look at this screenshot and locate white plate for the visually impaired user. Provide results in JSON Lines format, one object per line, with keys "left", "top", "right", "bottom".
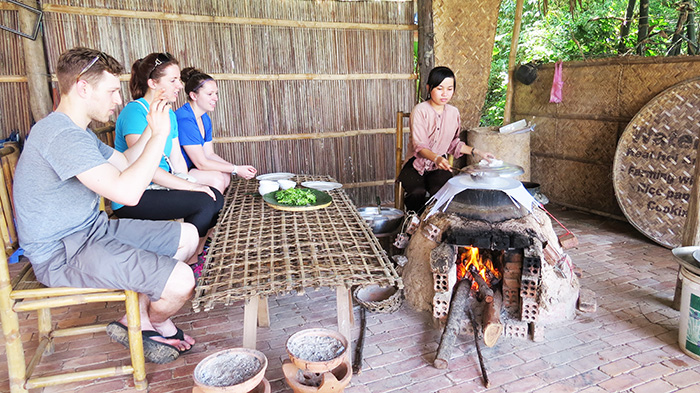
{"left": 256, "top": 172, "right": 295, "bottom": 181}
{"left": 301, "top": 181, "right": 343, "bottom": 191}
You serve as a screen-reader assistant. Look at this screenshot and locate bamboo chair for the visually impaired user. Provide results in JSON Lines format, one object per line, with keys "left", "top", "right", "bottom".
{"left": 395, "top": 111, "right": 410, "bottom": 210}
{"left": 0, "top": 144, "right": 148, "bottom": 392}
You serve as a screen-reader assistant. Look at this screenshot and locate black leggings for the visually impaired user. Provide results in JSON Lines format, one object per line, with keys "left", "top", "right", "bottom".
{"left": 113, "top": 188, "right": 224, "bottom": 237}
{"left": 398, "top": 158, "right": 453, "bottom": 213}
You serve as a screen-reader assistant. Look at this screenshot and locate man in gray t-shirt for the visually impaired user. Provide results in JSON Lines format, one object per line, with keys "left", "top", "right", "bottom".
{"left": 13, "top": 48, "right": 198, "bottom": 364}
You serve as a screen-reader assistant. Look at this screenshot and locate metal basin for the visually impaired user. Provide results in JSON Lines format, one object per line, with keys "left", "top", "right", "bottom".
{"left": 357, "top": 207, "right": 404, "bottom": 234}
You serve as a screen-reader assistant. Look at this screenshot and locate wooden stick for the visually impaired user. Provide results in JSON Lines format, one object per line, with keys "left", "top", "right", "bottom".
{"left": 467, "top": 307, "right": 490, "bottom": 388}
{"left": 434, "top": 279, "right": 472, "bottom": 369}
{"left": 352, "top": 307, "right": 367, "bottom": 375}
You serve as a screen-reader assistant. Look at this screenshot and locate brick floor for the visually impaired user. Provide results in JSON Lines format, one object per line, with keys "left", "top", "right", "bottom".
{"left": 2, "top": 205, "right": 700, "bottom": 392}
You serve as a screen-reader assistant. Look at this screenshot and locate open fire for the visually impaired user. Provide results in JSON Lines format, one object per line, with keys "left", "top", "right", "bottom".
{"left": 456, "top": 247, "right": 502, "bottom": 294}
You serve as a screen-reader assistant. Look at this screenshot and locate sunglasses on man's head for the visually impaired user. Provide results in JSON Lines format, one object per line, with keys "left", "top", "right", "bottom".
{"left": 149, "top": 52, "right": 173, "bottom": 79}
{"left": 76, "top": 52, "right": 107, "bottom": 82}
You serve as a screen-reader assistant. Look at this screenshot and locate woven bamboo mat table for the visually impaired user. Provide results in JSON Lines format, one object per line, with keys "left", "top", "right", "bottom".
{"left": 192, "top": 175, "right": 402, "bottom": 354}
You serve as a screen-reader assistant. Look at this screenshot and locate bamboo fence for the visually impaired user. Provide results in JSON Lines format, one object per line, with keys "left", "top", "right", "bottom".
{"left": 0, "top": 7, "right": 32, "bottom": 138}
{"left": 32, "top": 0, "right": 417, "bottom": 206}
{"left": 511, "top": 56, "right": 700, "bottom": 218}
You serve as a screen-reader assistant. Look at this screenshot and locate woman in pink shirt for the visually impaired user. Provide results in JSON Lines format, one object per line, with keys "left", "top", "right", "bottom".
{"left": 398, "top": 66, "right": 494, "bottom": 213}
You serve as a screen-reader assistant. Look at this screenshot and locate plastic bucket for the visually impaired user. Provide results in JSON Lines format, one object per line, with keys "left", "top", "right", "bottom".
{"left": 679, "top": 267, "right": 700, "bottom": 360}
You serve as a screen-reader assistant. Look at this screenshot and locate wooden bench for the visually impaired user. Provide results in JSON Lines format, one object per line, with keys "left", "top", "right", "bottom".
{"left": 0, "top": 139, "right": 148, "bottom": 392}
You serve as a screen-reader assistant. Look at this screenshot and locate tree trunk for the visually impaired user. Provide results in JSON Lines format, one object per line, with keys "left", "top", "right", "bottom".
{"left": 618, "top": 0, "right": 637, "bottom": 54}
{"left": 637, "top": 0, "right": 650, "bottom": 55}
{"left": 19, "top": 0, "right": 52, "bottom": 122}
{"left": 502, "top": 0, "right": 525, "bottom": 125}
{"left": 688, "top": 0, "right": 697, "bottom": 55}
{"left": 417, "top": 0, "right": 433, "bottom": 101}
{"left": 668, "top": 6, "right": 688, "bottom": 56}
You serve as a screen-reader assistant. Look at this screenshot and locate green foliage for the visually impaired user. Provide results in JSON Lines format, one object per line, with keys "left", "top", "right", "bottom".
{"left": 480, "top": 0, "right": 694, "bottom": 126}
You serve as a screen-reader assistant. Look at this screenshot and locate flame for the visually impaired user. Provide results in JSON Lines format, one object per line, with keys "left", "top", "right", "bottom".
{"left": 457, "top": 247, "right": 502, "bottom": 290}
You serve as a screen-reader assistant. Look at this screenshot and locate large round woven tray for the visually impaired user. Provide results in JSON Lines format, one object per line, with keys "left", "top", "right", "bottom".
{"left": 613, "top": 78, "right": 700, "bottom": 248}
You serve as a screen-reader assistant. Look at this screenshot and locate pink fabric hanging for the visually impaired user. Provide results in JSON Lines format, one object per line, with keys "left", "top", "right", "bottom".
{"left": 549, "top": 61, "right": 563, "bottom": 103}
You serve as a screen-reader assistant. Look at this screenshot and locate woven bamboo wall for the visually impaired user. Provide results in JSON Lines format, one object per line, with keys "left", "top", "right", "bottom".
{"left": 0, "top": 5, "right": 33, "bottom": 140}
{"left": 2, "top": 0, "right": 416, "bottom": 206}
{"left": 432, "top": 0, "right": 501, "bottom": 129}
{"left": 512, "top": 56, "right": 700, "bottom": 217}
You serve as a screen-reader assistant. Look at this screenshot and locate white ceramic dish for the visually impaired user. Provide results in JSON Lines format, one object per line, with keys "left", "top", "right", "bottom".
{"left": 258, "top": 180, "right": 279, "bottom": 195}
{"left": 256, "top": 172, "right": 295, "bottom": 181}
{"left": 277, "top": 179, "right": 296, "bottom": 190}
{"left": 301, "top": 181, "right": 342, "bottom": 191}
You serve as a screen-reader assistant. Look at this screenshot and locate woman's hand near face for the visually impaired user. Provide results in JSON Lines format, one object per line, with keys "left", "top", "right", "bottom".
{"left": 235, "top": 165, "right": 257, "bottom": 180}
{"left": 147, "top": 95, "right": 171, "bottom": 140}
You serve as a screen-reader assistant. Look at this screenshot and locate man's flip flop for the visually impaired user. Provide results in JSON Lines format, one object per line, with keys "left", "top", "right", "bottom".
{"left": 163, "top": 327, "right": 194, "bottom": 354}
{"left": 106, "top": 321, "right": 180, "bottom": 364}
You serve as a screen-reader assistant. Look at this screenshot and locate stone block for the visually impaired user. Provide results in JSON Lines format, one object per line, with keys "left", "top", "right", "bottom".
{"left": 577, "top": 288, "right": 597, "bottom": 313}
{"left": 559, "top": 232, "right": 579, "bottom": 249}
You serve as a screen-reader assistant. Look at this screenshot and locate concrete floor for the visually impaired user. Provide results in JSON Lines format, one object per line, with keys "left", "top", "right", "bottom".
{"left": 2, "top": 204, "right": 700, "bottom": 393}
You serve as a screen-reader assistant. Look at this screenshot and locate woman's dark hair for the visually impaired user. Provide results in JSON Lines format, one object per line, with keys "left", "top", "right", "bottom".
{"left": 181, "top": 67, "right": 214, "bottom": 97}
{"left": 129, "top": 52, "right": 179, "bottom": 99}
{"left": 425, "top": 66, "right": 456, "bottom": 100}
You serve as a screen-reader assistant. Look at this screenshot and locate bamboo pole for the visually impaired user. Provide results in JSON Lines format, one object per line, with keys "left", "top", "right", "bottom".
{"left": 213, "top": 127, "right": 397, "bottom": 143}
{"left": 51, "top": 73, "right": 418, "bottom": 82}
{"left": 19, "top": 0, "right": 52, "bottom": 122}
{"left": 0, "top": 250, "right": 27, "bottom": 393}
{"left": 210, "top": 73, "right": 416, "bottom": 81}
{"left": 503, "top": 0, "right": 525, "bottom": 125}
{"left": 42, "top": 4, "right": 417, "bottom": 31}
{"left": 0, "top": 76, "right": 28, "bottom": 83}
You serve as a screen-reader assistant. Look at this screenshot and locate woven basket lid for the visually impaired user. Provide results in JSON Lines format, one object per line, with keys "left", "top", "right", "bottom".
{"left": 613, "top": 78, "right": 700, "bottom": 249}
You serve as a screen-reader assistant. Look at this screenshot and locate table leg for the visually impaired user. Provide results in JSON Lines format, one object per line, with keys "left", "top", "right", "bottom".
{"left": 258, "top": 296, "right": 270, "bottom": 327}
{"left": 336, "top": 286, "right": 353, "bottom": 365}
{"left": 243, "top": 295, "right": 259, "bottom": 349}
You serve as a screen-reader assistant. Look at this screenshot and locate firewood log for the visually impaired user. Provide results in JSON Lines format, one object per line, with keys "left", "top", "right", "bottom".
{"left": 482, "top": 291, "right": 503, "bottom": 347}
{"left": 434, "top": 279, "right": 473, "bottom": 369}
{"left": 469, "top": 265, "right": 494, "bottom": 303}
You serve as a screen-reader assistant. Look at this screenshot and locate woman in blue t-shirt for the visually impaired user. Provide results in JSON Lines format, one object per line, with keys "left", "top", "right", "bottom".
{"left": 176, "top": 67, "right": 256, "bottom": 193}
{"left": 114, "top": 52, "right": 223, "bottom": 269}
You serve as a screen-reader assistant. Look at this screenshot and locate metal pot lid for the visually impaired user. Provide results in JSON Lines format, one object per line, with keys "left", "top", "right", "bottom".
{"left": 672, "top": 246, "right": 700, "bottom": 276}
{"left": 463, "top": 160, "right": 524, "bottom": 179}
{"left": 449, "top": 175, "right": 522, "bottom": 191}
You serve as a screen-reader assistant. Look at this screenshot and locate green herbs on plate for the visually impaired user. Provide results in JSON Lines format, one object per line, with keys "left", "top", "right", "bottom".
{"left": 274, "top": 188, "right": 317, "bottom": 206}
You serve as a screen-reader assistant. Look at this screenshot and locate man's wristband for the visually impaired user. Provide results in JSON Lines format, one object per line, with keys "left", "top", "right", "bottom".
{"left": 232, "top": 165, "right": 238, "bottom": 176}
{"left": 471, "top": 148, "right": 476, "bottom": 157}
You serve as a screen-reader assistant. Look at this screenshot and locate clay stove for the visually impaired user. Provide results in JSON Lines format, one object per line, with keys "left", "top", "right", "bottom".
{"left": 402, "top": 185, "right": 580, "bottom": 347}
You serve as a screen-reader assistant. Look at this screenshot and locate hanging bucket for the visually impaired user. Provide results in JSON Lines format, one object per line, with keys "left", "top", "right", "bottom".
{"left": 679, "top": 267, "right": 700, "bottom": 361}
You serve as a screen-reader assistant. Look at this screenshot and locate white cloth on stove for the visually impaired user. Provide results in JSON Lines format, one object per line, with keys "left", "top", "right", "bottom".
{"left": 425, "top": 175, "right": 540, "bottom": 218}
